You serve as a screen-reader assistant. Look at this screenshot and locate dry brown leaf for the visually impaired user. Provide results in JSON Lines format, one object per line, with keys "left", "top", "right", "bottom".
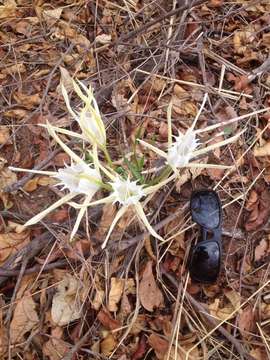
{"left": 92, "top": 288, "right": 105, "bottom": 311}
{"left": 51, "top": 274, "right": 82, "bottom": 326}
{"left": 95, "top": 203, "right": 117, "bottom": 240}
{"left": 254, "top": 238, "right": 269, "bottom": 262}
{"left": 97, "top": 309, "right": 120, "bottom": 330}
{"left": 13, "top": 92, "right": 41, "bottom": 109}
{"left": 0, "top": 230, "right": 30, "bottom": 265}
{"left": 23, "top": 176, "right": 55, "bottom": 192}
{"left": 249, "top": 348, "right": 267, "bottom": 360}
{"left": 148, "top": 333, "right": 168, "bottom": 360}
{"left": 100, "top": 333, "right": 116, "bottom": 356}
{"left": 209, "top": 290, "right": 240, "bottom": 322}
{"left": 96, "top": 33, "right": 111, "bottom": 44}
{"left": 209, "top": 298, "right": 233, "bottom": 321}
{"left": 0, "top": 327, "right": 8, "bottom": 356}
{"left": 139, "top": 261, "right": 164, "bottom": 312}
{"left": 3, "top": 108, "right": 28, "bottom": 119}
{"left": 108, "top": 277, "right": 125, "bottom": 312}
{"left": 43, "top": 8, "right": 63, "bottom": 27}
{"left": 238, "top": 305, "right": 255, "bottom": 337}
{"left": 0, "top": 0, "right": 17, "bottom": 19}
{"left": 10, "top": 291, "right": 39, "bottom": 344}
{"left": 57, "top": 66, "right": 74, "bottom": 95}
{"left": 43, "top": 327, "right": 69, "bottom": 360}
{"left": 245, "top": 188, "right": 270, "bottom": 231}
{"left": 0, "top": 165, "right": 17, "bottom": 208}
{"left": 175, "top": 157, "right": 207, "bottom": 192}
{"left": 0, "top": 126, "right": 10, "bottom": 145}
{"left": 254, "top": 141, "right": 270, "bottom": 157}
{"left": 2, "top": 63, "right": 26, "bottom": 76}
{"left": 225, "top": 289, "right": 241, "bottom": 310}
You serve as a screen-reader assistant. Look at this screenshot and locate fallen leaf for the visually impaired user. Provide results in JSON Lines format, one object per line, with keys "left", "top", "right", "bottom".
{"left": 10, "top": 291, "right": 39, "bottom": 343}
{"left": 139, "top": 261, "right": 164, "bottom": 312}
{"left": 43, "top": 7, "right": 63, "bottom": 27}
{"left": 0, "top": 126, "right": 10, "bottom": 144}
{"left": 254, "top": 238, "right": 269, "bottom": 262}
{"left": 132, "top": 335, "right": 147, "bottom": 360}
{"left": 51, "top": 274, "right": 82, "bottom": 326}
{"left": 108, "top": 277, "right": 125, "bottom": 312}
{"left": 0, "top": 165, "right": 17, "bottom": 207}
{"left": 250, "top": 348, "right": 267, "bottom": 360}
{"left": 254, "top": 141, "right": 270, "bottom": 157}
{"left": 97, "top": 309, "right": 120, "bottom": 330}
{"left": 95, "top": 203, "right": 117, "bottom": 240}
{"left": 95, "top": 33, "right": 111, "bottom": 44}
{"left": 245, "top": 188, "right": 270, "bottom": 231}
{"left": 0, "top": 229, "right": 30, "bottom": 265}
{"left": 0, "top": 0, "right": 17, "bottom": 19}
{"left": 53, "top": 152, "right": 70, "bottom": 167}
{"left": 148, "top": 333, "right": 168, "bottom": 360}
{"left": 57, "top": 66, "right": 74, "bottom": 95}
{"left": 225, "top": 289, "right": 241, "bottom": 310}
{"left": 130, "top": 314, "right": 147, "bottom": 335}
{"left": 0, "top": 327, "right": 8, "bottom": 356}
{"left": 23, "top": 176, "right": 56, "bottom": 192}
{"left": 92, "top": 288, "right": 105, "bottom": 311}
{"left": 100, "top": 333, "right": 116, "bottom": 356}
{"left": 238, "top": 305, "right": 255, "bottom": 337}
{"left": 43, "top": 327, "right": 69, "bottom": 360}
{"left": 13, "top": 91, "right": 41, "bottom": 109}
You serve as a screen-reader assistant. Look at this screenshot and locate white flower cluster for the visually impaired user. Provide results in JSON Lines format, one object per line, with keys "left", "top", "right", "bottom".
{"left": 10, "top": 81, "right": 254, "bottom": 247}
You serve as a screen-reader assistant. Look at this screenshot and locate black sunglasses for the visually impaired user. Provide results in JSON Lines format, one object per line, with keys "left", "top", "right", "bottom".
{"left": 188, "top": 190, "right": 222, "bottom": 283}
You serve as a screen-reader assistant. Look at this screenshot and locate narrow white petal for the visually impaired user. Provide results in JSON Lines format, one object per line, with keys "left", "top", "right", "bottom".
{"left": 186, "top": 163, "right": 232, "bottom": 169}
{"left": 196, "top": 107, "right": 270, "bottom": 134}
{"left": 39, "top": 124, "right": 85, "bottom": 140}
{"left": 138, "top": 139, "right": 167, "bottom": 158}
{"left": 192, "top": 130, "right": 245, "bottom": 158}
{"left": 24, "top": 192, "right": 76, "bottom": 226}
{"left": 70, "top": 194, "right": 92, "bottom": 241}
{"left": 45, "top": 122, "right": 84, "bottom": 164}
{"left": 134, "top": 203, "right": 164, "bottom": 242}
{"left": 61, "top": 83, "right": 79, "bottom": 121}
{"left": 191, "top": 93, "right": 208, "bottom": 130}
{"left": 9, "top": 167, "right": 56, "bottom": 176}
{"left": 101, "top": 205, "right": 127, "bottom": 249}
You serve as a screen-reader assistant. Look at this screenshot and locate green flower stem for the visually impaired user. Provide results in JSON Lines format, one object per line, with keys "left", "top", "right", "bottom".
{"left": 103, "top": 147, "right": 114, "bottom": 168}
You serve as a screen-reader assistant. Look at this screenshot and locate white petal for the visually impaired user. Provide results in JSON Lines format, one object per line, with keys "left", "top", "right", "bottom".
{"left": 101, "top": 206, "right": 127, "bottom": 249}
{"left": 134, "top": 203, "right": 164, "bottom": 242}
{"left": 138, "top": 139, "right": 167, "bottom": 158}
{"left": 70, "top": 194, "right": 92, "bottom": 241}
{"left": 45, "top": 122, "right": 83, "bottom": 164}
{"left": 9, "top": 167, "right": 56, "bottom": 176}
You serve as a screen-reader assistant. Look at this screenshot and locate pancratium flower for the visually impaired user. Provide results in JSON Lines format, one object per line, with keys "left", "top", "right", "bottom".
{"left": 50, "top": 79, "right": 106, "bottom": 150}
{"left": 139, "top": 94, "right": 244, "bottom": 175}
{"left": 70, "top": 161, "right": 175, "bottom": 249}
{"left": 10, "top": 122, "right": 103, "bottom": 241}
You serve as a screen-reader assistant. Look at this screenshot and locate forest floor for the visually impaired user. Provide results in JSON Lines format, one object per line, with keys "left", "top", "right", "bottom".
{"left": 0, "top": 0, "right": 270, "bottom": 359}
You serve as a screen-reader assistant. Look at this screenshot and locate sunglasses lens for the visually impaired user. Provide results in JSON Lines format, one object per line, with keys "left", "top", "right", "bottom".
{"left": 189, "top": 242, "right": 220, "bottom": 283}
{"left": 191, "top": 191, "right": 220, "bottom": 229}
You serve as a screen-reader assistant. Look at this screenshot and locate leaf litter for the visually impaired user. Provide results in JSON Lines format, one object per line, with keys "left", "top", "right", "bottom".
{"left": 1, "top": 0, "right": 270, "bottom": 359}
